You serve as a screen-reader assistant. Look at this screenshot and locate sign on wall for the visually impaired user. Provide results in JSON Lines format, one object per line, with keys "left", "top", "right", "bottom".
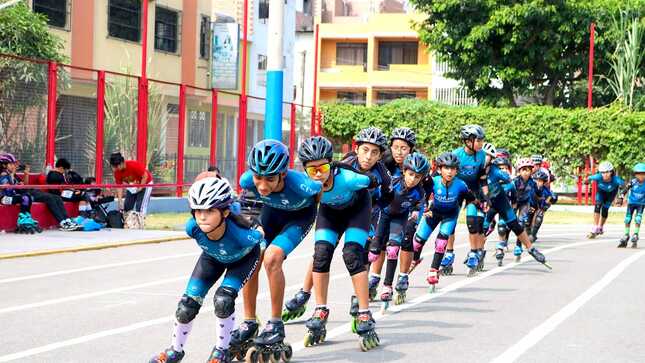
{"left": 211, "top": 23, "right": 240, "bottom": 90}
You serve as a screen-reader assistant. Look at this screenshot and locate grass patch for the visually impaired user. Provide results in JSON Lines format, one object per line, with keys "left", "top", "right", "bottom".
{"left": 145, "top": 213, "right": 191, "bottom": 230}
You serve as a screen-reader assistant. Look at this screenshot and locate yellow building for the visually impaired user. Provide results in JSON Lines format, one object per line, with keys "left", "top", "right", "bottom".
{"left": 315, "top": 0, "right": 433, "bottom": 106}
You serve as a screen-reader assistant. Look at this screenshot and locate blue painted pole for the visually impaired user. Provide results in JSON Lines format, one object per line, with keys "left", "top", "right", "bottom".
{"left": 264, "top": 0, "right": 284, "bottom": 141}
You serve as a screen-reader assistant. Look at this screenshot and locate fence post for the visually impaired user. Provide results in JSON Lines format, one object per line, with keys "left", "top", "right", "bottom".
{"left": 95, "top": 71, "right": 106, "bottom": 183}
{"left": 237, "top": 95, "right": 248, "bottom": 192}
{"left": 577, "top": 167, "right": 582, "bottom": 206}
{"left": 176, "top": 84, "right": 187, "bottom": 197}
{"left": 46, "top": 61, "right": 57, "bottom": 167}
{"left": 137, "top": 76, "right": 148, "bottom": 165}
{"left": 289, "top": 103, "right": 296, "bottom": 168}
{"left": 585, "top": 157, "right": 590, "bottom": 206}
{"left": 209, "top": 89, "right": 218, "bottom": 166}
{"left": 316, "top": 111, "right": 322, "bottom": 136}
{"left": 590, "top": 156, "right": 597, "bottom": 204}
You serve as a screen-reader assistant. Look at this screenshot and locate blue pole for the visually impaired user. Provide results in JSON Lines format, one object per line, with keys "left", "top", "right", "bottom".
{"left": 265, "top": 70, "right": 284, "bottom": 141}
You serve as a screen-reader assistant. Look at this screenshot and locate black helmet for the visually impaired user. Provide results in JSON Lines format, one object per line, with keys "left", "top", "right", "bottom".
{"left": 436, "top": 152, "right": 460, "bottom": 168}
{"left": 390, "top": 127, "right": 416, "bottom": 147}
{"left": 532, "top": 170, "right": 549, "bottom": 181}
{"left": 492, "top": 157, "right": 511, "bottom": 167}
{"left": 109, "top": 152, "right": 125, "bottom": 166}
{"left": 460, "top": 124, "right": 485, "bottom": 140}
{"left": 355, "top": 127, "right": 388, "bottom": 151}
{"left": 298, "top": 136, "right": 334, "bottom": 163}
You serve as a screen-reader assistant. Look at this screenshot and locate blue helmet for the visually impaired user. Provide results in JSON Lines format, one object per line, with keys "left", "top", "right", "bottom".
{"left": 634, "top": 163, "right": 645, "bottom": 173}
{"left": 248, "top": 139, "right": 289, "bottom": 176}
{"left": 403, "top": 152, "right": 430, "bottom": 175}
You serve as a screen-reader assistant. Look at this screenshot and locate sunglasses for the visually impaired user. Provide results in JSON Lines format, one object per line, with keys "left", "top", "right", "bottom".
{"left": 305, "top": 163, "right": 331, "bottom": 176}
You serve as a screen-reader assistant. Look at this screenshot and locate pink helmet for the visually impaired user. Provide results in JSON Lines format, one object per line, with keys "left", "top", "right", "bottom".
{"left": 516, "top": 157, "right": 533, "bottom": 171}
{"left": 0, "top": 152, "right": 17, "bottom": 164}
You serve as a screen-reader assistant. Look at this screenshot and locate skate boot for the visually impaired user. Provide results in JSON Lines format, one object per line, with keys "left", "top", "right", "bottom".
{"left": 148, "top": 347, "right": 185, "bottom": 363}
{"left": 529, "top": 233, "right": 537, "bottom": 243}
{"left": 439, "top": 252, "right": 454, "bottom": 276}
{"left": 476, "top": 250, "right": 487, "bottom": 271}
{"left": 249, "top": 320, "right": 292, "bottom": 363}
{"left": 513, "top": 245, "right": 523, "bottom": 262}
{"left": 304, "top": 307, "right": 329, "bottom": 347}
{"left": 229, "top": 319, "right": 259, "bottom": 360}
{"left": 495, "top": 242, "right": 505, "bottom": 266}
{"left": 380, "top": 285, "right": 393, "bottom": 312}
{"left": 597, "top": 226, "right": 604, "bottom": 236}
{"left": 356, "top": 311, "right": 380, "bottom": 352}
{"left": 15, "top": 212, "right": 42, "bottom": 234}
{"left": 408, "top": 257, "right": 423, "bottom": 273}
{"left": 587, "top": 226, "right": 599, "bottom": 239}
{"left": 426, "top": 268, "right": 439, "bottom": 292}
{"left": 631, "top": 234, "right": 639, "bottom": 248}
{"left": 394, "top": 275, "right": 409, "bottom": 305}
{"left": 282, "top": 289, "right": 310, "bottom": 322}
{"left": 618, "top": 234, "right": 629, "bottom": 248}
{"left": 368, "top": 275, "right": 380, "bottom": 301}
{"left": 466, "top": 252, "right": 479, "bottom": 277}
{"left": 528, "top": 247, "right": 552, "bottom": 270}
{"left": 349, "top": 295, "right": 359, "bottom": 333}
{"left": 206, "top": 347, "right": 231, "bottom": 363}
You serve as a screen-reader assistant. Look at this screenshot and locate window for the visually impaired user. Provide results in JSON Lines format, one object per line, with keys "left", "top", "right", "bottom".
{"left": 259, "top": 0, "right": 269, "bottom": 20}
{"left": 378, "top": 41, "right": 418, "bottom": 70}
{"left": 155, "top": 7, "right": 179, "bottom": 53}
{"left": 199, "top": 16, "right": 211, "bottom": 59}
{"left": 376, "top": 91, "right": 416, "bottom": 105}
{"left": 33, "top": 0, "right": 67, "bottom": 28}
{"left": 258, "top": 55, "right": 267, "bottom": 71}
{"left": 108, "top": 0, "right": 141, "bottom": 42}
{"left": 336, "top": 43, "right": 367, "bottom": 68}
{"left": 188, "top": 111, "right": 210, "bottom": 148}
{"left": 337, "top": 91, "right": 366, "bottom": 105}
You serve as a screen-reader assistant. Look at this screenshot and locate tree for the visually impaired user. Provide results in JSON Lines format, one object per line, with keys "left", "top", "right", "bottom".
{"left": 409, "top": 0, "right": 635, "bottom": 107}
{"left": 0, "top": 1, "right": 67, "bottom": 165}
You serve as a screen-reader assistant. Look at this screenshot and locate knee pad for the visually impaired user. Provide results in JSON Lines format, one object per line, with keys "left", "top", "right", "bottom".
{"left": 435, "top": 237, "right": 448, "bottom": 254}
{"left": 385, "top": 244, "right": 400, "bottom": 260}
{"left": 601, "top": 207, "right": 609, "bottom": 219}
{"left": 342, "top": 243, "right": 366, "bottom": 276}
{"left": 466, "top": 216, "right": 479, "bottom": 234}
{"left": 176, "top": 295, "right": 202, "bottom": 323}
{"left": 213, "top": 286, "right": 237, "bottom": 319}
{"left": 625, "top": 212, "right": 634, "bottom": 225}
{"left": 507, "top": 220, "right": 525, "bottom": 236}
{"left": 312, "top": 242, "right": 335, "bottom": 273}
{"left": 497, "top": 222, "right": 509, "bottom": 236}
{"left": 635, "top": 212, "right": 642, "bottom": 225}
{"left": 594, "top": 203, "right": 602, "bottom": 214}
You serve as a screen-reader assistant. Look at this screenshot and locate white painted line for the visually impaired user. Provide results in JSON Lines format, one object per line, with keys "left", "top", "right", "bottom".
{"left": 490, "top": 249, "right": 645, "bottom": 363}
{"left": 291, "top": 238, "right": 614, "bottom": 353}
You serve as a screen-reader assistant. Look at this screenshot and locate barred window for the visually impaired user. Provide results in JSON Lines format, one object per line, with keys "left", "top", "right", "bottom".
{"left": 108, "top": 0, "right": 141, "bottom": 42}
{"left": 155, "top": 7, "right": 179, "bottom": 53}
{"left": 33, "top": 0, "right": 67, "bottom": 28}
{"left": 199, "top": 16, "right": 211, "bottom": 59}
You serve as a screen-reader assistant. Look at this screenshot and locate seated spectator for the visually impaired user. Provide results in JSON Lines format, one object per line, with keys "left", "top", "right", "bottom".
{"left": 109, "top": 152, "right": 153, "bottom": 217}
{"left": 0, "top": 153, "right": 42, "bottom": 233}
{"left": 46, "top": 158, "right": 93, "bottom": 217}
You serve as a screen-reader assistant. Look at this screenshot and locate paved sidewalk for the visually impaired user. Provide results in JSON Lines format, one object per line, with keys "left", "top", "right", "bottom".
{"left": 0, "top": 229, "right": 188, "bottom": 259}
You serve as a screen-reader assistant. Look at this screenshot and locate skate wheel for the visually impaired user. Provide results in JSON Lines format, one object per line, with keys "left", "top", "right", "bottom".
{"left": 245, "top": 347, "right": 259, "bottom": 363}
{"left": 351, "top": 317, "right": 358, "bottom": 334}
{"left": 280, "top": 345, "right": 293, "bottom": 362}
{"left": 319, "top": 332, "right": 326, "bottom": 343}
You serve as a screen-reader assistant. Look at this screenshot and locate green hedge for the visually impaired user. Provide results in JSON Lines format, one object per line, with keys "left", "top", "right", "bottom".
{"left": 320, "top": 100, "right": 644, "bottom": 178}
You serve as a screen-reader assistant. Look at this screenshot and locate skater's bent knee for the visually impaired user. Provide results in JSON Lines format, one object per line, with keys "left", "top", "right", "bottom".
{"left": 507, "top": 220, "right": 524, "bottom": 236}
{"left": 213, "top": 287, "right": 237, "bottom": 318}
{"left": 312, "top": 242, "right": 335, "bottom": 273}
{"left": 342, "top": 243, "right": 366, "bottom": 276}
{"left": 176, "top": 295, "right": 202, "bottom": 323}
{"left": 263, "top": 248, "right": 285, "bottom": 273}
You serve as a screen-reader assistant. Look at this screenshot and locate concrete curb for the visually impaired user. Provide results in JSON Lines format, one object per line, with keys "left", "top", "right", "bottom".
{"left": 0, "top": 236, "right": 190, "bottom": 260}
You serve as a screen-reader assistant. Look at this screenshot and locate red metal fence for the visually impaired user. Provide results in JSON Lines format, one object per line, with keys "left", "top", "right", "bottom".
{"left": 0, "top": 53, "right": 320, "bottom": 195}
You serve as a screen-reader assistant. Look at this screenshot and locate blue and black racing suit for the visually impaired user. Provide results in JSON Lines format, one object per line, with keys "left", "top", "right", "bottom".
{"left": 587, "top": 173, "right": 625, "bottom": 218}
{"left": 623, "top": 178, "right": 645, "bottom": 228}
{"left": 453, "top": 147, "right": 488, "bottom": 236}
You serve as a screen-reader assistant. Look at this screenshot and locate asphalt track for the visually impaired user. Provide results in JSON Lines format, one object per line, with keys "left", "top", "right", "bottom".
{"left": 1, "top": 223, "right": 643, "bottom": 363}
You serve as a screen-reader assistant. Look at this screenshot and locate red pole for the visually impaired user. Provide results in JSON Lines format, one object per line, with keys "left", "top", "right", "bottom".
{"left": 209, "top": 89, "right": 218, "bottom": 166}
{"left": 46, "top": 61, "right": 57, "bottom": 167}
{"left": 176, "top": 85, "right": 187, "bottom": 197}
{"left": 590, "top": 156, "right": 597, "bottom": 203}
{"left": 316, "top": 110, "right": 322, "bottom": 136}
{"left": 577, "top": 168, "right": 582, "bottom": 205}
{"left": 95, "top": 71, "right": 106, "bottom": 183}
{"left": 289, "top": 103, "right": 296, "bottom": 168}
{"left": 311, "top": 23, "right": 319, "bottom": 136}
{"left": 587, "top": 22, "right": 595, "bottom": 110}
{"left": 585, "top": 158, "right": 590, "bottom": 206}
{"left": 141, "top": 0, "right": 148, "bottom": 79}
{"left": 237, "top": 0, "right": 249, "bottom": 192}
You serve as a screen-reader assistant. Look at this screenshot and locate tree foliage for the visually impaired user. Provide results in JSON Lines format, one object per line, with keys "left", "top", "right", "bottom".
{"left": 409, "top": 0, "right": 644, "bottom": 107}
{"left": 320, "top": 99, "right": 645, "bottom": 178}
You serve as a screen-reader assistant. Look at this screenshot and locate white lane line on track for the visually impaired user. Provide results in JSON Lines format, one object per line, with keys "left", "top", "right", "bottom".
{"left": 0, "top": 234, "right": 613, "bottom": 361}
{"left": 290, "top": 238, "right": 615, "bottom": 353}
{"left": 0, "top": 245, "right": 445, "bottom": 362}
{"left": 490, "top": 249, "right": 645, "bottom": 363}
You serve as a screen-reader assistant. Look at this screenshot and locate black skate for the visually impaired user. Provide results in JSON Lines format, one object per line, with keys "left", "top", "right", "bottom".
{"left": 394, "top": 275, "right": 409, "bottom": 305}
{"left": 247, "top": 320, "right": 292, "bottom": 363}
{"left": 350, "top": 295, "right": 359, "bottom": 333}
{"left": 304, "top": 307, "right": 329, "bottom": 347}
{"left": 281, "top": 289, "right": 310, "bottom": 322}
{"left": 149, "top": 347, "right": 185, "bottom": 363}
{"left": 631, "top": 234, "right": 639, "bottom": 248}
{"left": 528, "top": 247, "right": 552, "bottom": 270}
{"left": 356, "top": 311, "right": 380, "bottom": 352}
{"left": 618, "top": 234, "right": 629, "bottom": 248}
{"left": 206, "top": 347, "right": 231, "bottom": 363}
{"left": 229, "top": 319, "right": 259, "bottom": 361}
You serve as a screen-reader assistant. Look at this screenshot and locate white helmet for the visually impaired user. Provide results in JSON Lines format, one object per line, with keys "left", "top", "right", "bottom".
{"left": 188, "top": 177, "right": 234, "bottom": 210}
{"left": 598, "top": 161, "right": 614, "bottom": 173}
{"left": 482, "top": 142, "right": 497, "bottom": 157}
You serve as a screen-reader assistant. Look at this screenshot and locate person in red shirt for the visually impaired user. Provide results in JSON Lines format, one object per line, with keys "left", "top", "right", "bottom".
{"left": 109, "top": 152, "right": 153, "bottom": 217}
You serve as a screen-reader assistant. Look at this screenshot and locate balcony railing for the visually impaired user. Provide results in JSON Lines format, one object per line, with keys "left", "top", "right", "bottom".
{"left": 321, "top": 0, "right": 414, "bottom": 23}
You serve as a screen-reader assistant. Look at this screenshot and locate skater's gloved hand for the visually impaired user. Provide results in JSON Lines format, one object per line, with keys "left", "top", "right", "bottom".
{"left": 368, "top": 251, "right": 380, "bottom": 263}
